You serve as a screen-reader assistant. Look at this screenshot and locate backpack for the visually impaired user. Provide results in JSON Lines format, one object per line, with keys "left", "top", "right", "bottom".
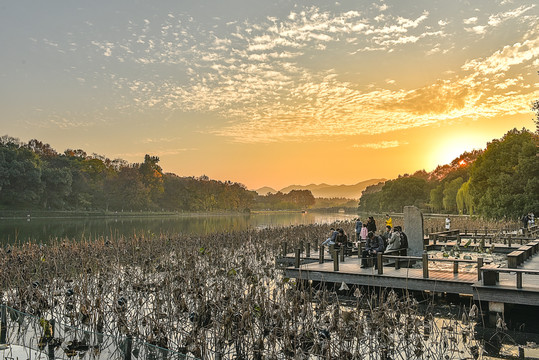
{"left": 399, "top": 232, "right": 408, "bottom": 249}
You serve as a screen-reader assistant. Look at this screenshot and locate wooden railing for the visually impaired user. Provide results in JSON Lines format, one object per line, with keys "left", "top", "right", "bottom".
{"left": 482, "top": 264, "right": 539, "bottom": 289}
{"left": 376, "top": 253, "right": 487, "bottom": 280}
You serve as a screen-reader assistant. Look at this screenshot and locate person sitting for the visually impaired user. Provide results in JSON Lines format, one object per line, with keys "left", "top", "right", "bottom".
{"left": 381, "top": 225, "right": 392, "bottom": 248}
{"left": 385, "top": 227, "right": 401, "bottom": 252}
{"left": 361, "top": 231, "right": 385, "bottom": 268}
{"left": 321, "top": 228, "right": 339, "bottom": 247}
{"left": 336, "top": 228, "right": 351, "bottom": 254}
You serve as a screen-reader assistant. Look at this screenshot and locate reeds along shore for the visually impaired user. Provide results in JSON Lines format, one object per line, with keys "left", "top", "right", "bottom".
{"left": 0, "top": 218, "right": 517, "bottom": 359}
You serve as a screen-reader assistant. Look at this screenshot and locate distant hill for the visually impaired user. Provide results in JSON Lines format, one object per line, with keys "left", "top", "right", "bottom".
{"left": 255, "top": 186, "right": 278, "bottom": 195}
{"left": 255, "top": 179, "right": 385, "bottom": 199}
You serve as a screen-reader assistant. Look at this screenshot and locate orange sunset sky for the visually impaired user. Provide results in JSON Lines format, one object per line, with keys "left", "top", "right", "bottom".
{"left": 1, "top": 1, "right": 537, "bottom": 190}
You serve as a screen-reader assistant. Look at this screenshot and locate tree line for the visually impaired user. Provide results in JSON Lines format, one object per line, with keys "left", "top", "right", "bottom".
{"left": 0, "top": 136, "right": 315, "bottom": 212}
{"left": 358, "top": 128, "right": 538, "bottom": 219}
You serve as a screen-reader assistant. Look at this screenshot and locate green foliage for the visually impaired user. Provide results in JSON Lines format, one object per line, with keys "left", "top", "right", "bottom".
{"left": 0, "top": 140, "right": 42, "bottom": 207}
{"left": 429, "top": 184, "right": 443, "bottom": 212}
{"left": 468, "top": 128, "right": 538, "bottom": 219}
{"left": 442, "top": 177, "right": 463, "bottom": 213}
{"left": 379, "top": 176, "right": 431, "bottom": 212}
{"left": 253, "top": 189, "right": 315, "bottom": 210}
{"left": 456, "top": 180, "right": 474, "bottom": 215}
{"left": 357, "top": 182, "right": 384, "bottom": 213}
{"left": 0, "top": 136, "right": 257, "bottom": 212}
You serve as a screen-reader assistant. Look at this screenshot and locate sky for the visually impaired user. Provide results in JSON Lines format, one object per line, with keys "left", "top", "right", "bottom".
{"left": 1, "top": 0, "right": 537, "bottom": 190}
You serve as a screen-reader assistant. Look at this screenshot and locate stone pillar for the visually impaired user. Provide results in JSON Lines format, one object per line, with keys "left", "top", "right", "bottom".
{"left": 404, "top": 206, "right": 424, "bottom": 257}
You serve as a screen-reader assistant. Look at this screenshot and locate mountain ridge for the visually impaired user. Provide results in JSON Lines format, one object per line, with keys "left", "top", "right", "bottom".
{"left": 254, "top": 178, "right": 385, "bottom": 199}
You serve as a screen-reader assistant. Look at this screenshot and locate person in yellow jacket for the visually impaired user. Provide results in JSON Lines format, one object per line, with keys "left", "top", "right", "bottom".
{"left": 385, "top": 214, "right": 393, "bottom": 228}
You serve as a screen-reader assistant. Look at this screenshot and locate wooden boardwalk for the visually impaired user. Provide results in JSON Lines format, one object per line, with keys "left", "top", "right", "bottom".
{"left": 282, "top": 237, "right": 539, "bottom": 307}
{"left": 472, "top": 255, "right": 539, "bottom": 306}
{"left": 284, "top": 257, "right": 479, "bottom": 295}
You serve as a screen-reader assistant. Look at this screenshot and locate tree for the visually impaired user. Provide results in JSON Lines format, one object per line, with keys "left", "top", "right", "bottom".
{"left": 41, "top": 166, "right": 72, "bottom": 209}
{"left": 456, "top": 179, "right": 474, "bottom": 215}
{"left": 0, "top": 144, "right": 42, "bottom": 207}
{"left": 468, "top": 129, "right": 538, "bottom": 219}
{"left": 380, "top": 176, "right": 430, "bottom": 212}
{"left": 139, "top": 155, "right": 164, "bottom": 206}
{"left": 442, "top": 177, "right": 464, "bottom": 213}
{"left": 429, "top": 184, "right": 443, "bottom": 213}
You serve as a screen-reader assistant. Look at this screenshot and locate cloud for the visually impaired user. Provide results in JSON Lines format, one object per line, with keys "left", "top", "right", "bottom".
{"left": 461, "top": 37, "right": 539, "bottom": 75}
{"left": 463, "top": 17, "right": 478, "bottom": 25}
{"left": 464, "top": 25, "right": 487, "bottom": 35}
{"left": 353, "top": 141, "right": 405, "bottom": 149}
{"left": 488, "top": 5, "right": 535, "bottom": 26}
{"left": 49, "top": 4, "right": 536, "bottom": 144}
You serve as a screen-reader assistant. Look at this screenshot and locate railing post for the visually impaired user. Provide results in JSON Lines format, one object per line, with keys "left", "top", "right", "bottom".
{"left": 48, "top": 319, "right": 55, "bottom": 360}
{"left": 422, "top": 252, "right": 429, "bottom": 278}
{"left": 477, "top": 258, "right": 483, "bottom": 281}
{"left": 453, "top": 261, "right": 458, "bottom": 274}
{"left": 0, "top": 304, "right": 6, "bottom": 344}
{"left": 516, "top": 273, "right": 522, "bottom": 289}
{"left": 125, "top": 334, "right": 133, "bottom": 360}
{"left": 306, "top": 242, "right": 311, "bottom": 258}
{"left": 508, "top": 236, "right": 512, "bottom": 248}
{"left": 377, "top": 253, "right": 383, "bottom": 274}
{"left": 340, "top": 246, "right": 345, "bottom": 262}
{"left": 295, "top": 248, "right": 300, "bottom": 268}
{"left": 358, "top": 242, "right": 363, "bottom": 259}
{"left": 300, "top": 240, "right": 304, "bottom": 254}
{"left": 456, "top": 234, "right": 461, "bottom": 246}
{"left": 395, "top": 256, "right": 400, "bottom": 270}
{"left": 333, "top": 250, "right": 339, "bottom": 272}
{"left": 319, "top": 245, "right": 325, "bottom": 264}
{"left": 282, "top": 242, "right": 288, "bottom": 257}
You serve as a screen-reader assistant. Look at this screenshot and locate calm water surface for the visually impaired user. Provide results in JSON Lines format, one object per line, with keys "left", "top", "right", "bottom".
{"left": 0, "top": 212, "right": 356, "bottom": 244}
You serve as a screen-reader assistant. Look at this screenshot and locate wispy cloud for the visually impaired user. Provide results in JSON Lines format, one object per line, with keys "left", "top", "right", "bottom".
{"left": 353, "top": 141, "right": 405, "bottom": 149}
{"left": 37, "top": 3, "right": 538, "bottom": 143}
{"left": 488, "top": 5, "right": 535, "bottom": 26}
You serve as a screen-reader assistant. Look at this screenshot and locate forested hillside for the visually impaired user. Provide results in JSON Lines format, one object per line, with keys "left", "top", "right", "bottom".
{"left": 0, "top": 136, "right": 313, "bottom": 212}
{"left": 358, "top": 128, "right": 538, "bottom": 219}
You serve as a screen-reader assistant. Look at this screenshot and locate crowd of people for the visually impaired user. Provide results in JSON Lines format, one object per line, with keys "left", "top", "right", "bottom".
{"left": 321, "top": 214, "right": 408, "bottom": 269}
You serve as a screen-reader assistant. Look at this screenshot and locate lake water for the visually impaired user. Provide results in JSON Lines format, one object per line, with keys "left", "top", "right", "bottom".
{"left": 0, "top": 212, "right": 356, "bottom": 244}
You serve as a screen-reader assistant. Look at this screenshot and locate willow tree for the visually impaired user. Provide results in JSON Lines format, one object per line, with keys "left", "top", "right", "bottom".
{"left": 456, "top": 179, "right": 474, "bottom": 215}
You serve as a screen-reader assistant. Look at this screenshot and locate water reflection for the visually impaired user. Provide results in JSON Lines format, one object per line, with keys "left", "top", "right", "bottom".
{"left": 0, "top": 212, "right": 356, "bottom": 244}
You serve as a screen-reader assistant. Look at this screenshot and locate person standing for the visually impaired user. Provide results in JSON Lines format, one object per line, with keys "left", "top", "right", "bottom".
{"left": 445, "top": 216, "right": 451, "bottom": 230}
{"left": 366, "top": 216, "right": 377, "bottom": 233}
{"left": 360, "top": 223, "right": 368, "bottom": 241}
{"left": 355, "top": 218, "right": 363, "bottom": 242}
{"left": 385, "top": 214, "right": 393, "bottom": 228}
{"left": 521, "top": 214, "right": 530, "bottom": 231}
